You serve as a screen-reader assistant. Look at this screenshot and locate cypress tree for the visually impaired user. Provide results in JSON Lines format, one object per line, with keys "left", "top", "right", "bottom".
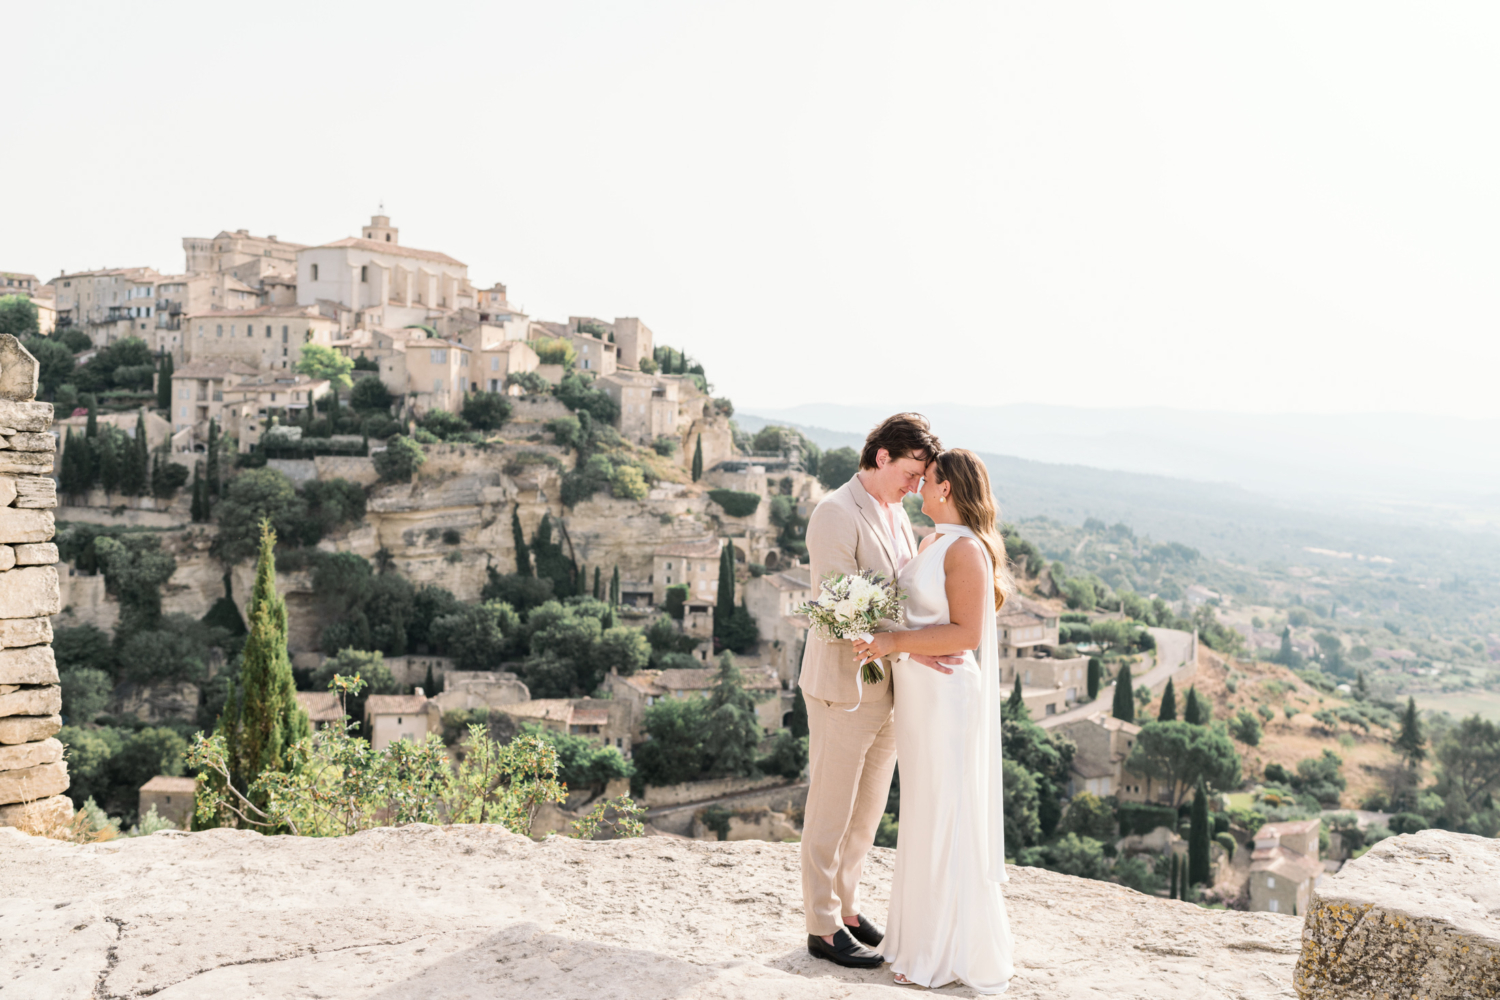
{"left": 691, "top": 435, "right": 703, "bottom": 481}
{"left": 85, "top": 400, "right": 98, "bottom": 439}
{"left": 1006, "top": 673, "right": 1025, "bottom": 716}
{"left": 610, "top": 565, "right": 620, "bottom": 606}
{"left": 157, "top": 352, "right": 174, "bottom": 411}
{"left": 206, "top": 419, "right": 220, "bottom": 497}
{"left": 510, "top": 506, "right": 532, "bottom": 576}
{"left": 1158, "top": 678, "right": 1177, "bottom": 721}
{"left": 59, "top": 428, "right": 84, "bottom": 499}
{"left": 189, "top": 464, "right": 206, "bottom": 522}
{"left": 1183, "top": 685, "right": 1205, "bottom": 725}
{"left": 601, "top": 605, "right": 615, "bottom": 631}
{"left": 1277, "top": 626, "right": 1295, "bottom": 666}
{"left": 97, "top": 429, "right": 123, "bottom": 496}
{"left": 1355, "top": 670, "right": 1369, "bottom": 699}
{"left": 701, "top": 652, "right": 762, "bottom": 777}
{"left": 235, "top": 520, "right": 311, "bottom": 812}
{"left": 1087, "top": 656, "right": 1102, "bottom": 701}
{"left": 1188, "top": 777, "right": 1211, "bottom": 887}
{"left": 593, "top": 566, "right": 602, "bottom": 601}
{"left": 1111, "top": 662, "right": 1135, "bottom": 723}
{"left": 1395, "top": 696, "right": 1426, "bottom": 768}
{"left": 120, "top": 412, "right": 148, "bottom": 496}
{"left": 1169, "top": 852, "right": 1178, "bottom": 899}
{"left": 713, "top": 541, "right": 735, "bottom": 641}
{"left": 424, "top": 661, "right": 436, "bottom": 697}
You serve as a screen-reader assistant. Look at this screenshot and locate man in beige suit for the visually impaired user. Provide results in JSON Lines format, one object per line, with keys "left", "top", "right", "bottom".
{"left": 800, "top": 413, "right": 959, "bottom": 968}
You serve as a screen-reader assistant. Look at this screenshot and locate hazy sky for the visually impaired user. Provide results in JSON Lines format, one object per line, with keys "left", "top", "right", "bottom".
{"left": 5, "top": 3, "right": 1497, "bottom": 417}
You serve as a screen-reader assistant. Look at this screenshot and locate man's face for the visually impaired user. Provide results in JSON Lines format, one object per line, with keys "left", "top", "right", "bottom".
{"left": 868, "top": 450, "right": 928, "bottom": 504}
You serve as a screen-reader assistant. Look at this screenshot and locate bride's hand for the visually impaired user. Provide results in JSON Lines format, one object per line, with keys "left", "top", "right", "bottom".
{"left": 852, "top": 632, "right": 897, "bottom": 663}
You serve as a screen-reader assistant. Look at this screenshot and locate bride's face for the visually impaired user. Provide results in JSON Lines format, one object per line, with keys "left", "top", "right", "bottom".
{"left": 918, "top": 463, "right": 950, "bottom": 519}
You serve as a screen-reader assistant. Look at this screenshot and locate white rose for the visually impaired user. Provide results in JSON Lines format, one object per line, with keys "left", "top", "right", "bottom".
{"left": 833, "top": 598, "right": 859, "bottom": 621}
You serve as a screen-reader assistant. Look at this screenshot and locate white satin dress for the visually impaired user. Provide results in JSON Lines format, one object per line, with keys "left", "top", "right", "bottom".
{"left": 882, "top": 525, "right": 1014, "bottom": 993}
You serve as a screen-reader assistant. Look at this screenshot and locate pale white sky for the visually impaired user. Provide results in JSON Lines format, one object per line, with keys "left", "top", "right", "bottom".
{"left": 4, "top": 2, "right": 1497, "bottom": 417}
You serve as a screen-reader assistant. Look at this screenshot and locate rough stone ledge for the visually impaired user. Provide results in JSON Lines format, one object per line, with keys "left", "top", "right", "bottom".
{"left": 0, "top": 616, "right": 53, "bottom": 649}
{"left": 0, "top": 684, "right": 62, "bottom": 719}
{"left": 10, "top": 473, "right": 57, "bottom": 508}
{"left": 0, "top": 792, "right": 70, "bottom": 830}
{"left": 1294, "top": 829, "right": 1500, "bottom": 999}
{"left": 0, "top": 713, "right": 61, "bottom": 745}
{"left": 0, "top": 451, "right": 55, "bottom": 475}
{"left": 0, "top": 399, "right": 52, "bottom": 432}
{"left": 0, "top": 644, "right": 58, "bottom": 684}
{"left": 3, "top": 431, "right": 55, "bottom": 452}
{"left": 14, "top": 541, "right": 58, "bottom": 565}
{"left": 0, "top": 736, "right": 63, "bottom": 772}
{"left": 0, "top": 758, "right": 68, "bottom": 805}
{"left": 0, "top": 564, "right": 61, "bottom": 618}
{"left": 0, "top": 506, "right": 55, "bottom": 544}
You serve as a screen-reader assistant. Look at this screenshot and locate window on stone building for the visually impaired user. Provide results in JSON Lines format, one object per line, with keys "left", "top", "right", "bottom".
{"left": 282, "top": 326, "right": 288, "bottom": 342}
{"left": 216, "top": 325, "right": 223, "bottom": 337}
{"left": 311, "top": 264, "right": 319, "bottom": 281}
{"left": 360, "top": 266, "right": 368, "bottom": 282}
{"left": 265, "top": 325, "right": 272, "bottom": 338}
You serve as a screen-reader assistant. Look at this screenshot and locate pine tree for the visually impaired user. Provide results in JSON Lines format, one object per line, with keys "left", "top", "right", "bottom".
{"left": 1087, "top": 656, "right": 1102, "bottom": 701}
{"left": 713, "top": 541, "right": 735, "bottom": 642}
{"left": 157, "top": 352, "right": 174, "bottom": 411}
{"left": 1188, "top": 777, "right": 1211, "bottom": 886}
{"left": 610, "top": 565, "right": 620, "bottom": 606}
{"left": 206, "top": 419, "right": 220, "bottom": 497}
{"left": 1158, "top": 678, "right": 1177, "bottom": 721}
{"left": 1111, "top": 662, "right": 1135, "bottom": 723}
{"left": 510, "top": 506, "right": 531, "bottom": 576}
{"left": 234, "top": 520, "right": 311, "bottom": 812}
{"left": 1183, "top": 686, "right": 1205, "bottom": 725}
{"left": 1395, "top": 696, "right": 1426, "bottom": 768}
{"left": 691, "top": 435, "right": 704, "bottom": 482}
{"left": 701, "top": 652, "right": 762, "bottom": 777}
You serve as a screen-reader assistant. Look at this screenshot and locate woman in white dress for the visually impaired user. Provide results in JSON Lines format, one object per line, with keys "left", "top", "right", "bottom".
{"left": 852, "top": 448, "right": 1014, "bottom": 993}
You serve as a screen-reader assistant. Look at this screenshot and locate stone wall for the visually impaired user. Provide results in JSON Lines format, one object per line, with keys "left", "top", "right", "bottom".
{"left": 0, "top": 336, "right": 70, "bottom": 831}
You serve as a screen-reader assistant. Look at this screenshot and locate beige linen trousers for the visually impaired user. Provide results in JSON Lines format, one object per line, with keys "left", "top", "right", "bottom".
{"left": 798, "top": 476, "right": 917, "bottom": 935}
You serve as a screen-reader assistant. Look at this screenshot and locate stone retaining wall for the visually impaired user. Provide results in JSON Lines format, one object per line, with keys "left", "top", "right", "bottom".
{"left": 0, "top": 336, "right": 70, "bottom": 831}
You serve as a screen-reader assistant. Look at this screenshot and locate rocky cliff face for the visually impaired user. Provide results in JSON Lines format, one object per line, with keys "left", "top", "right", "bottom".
{"left": 0, "top": 823, "right": 1306, "bottom": 999}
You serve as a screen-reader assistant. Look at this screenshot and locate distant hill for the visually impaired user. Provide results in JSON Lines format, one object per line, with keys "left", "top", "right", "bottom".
{"left": 739, "top": 403, "right": 1500, "bottom": 512}
{"left": 734, "top": 411, "right": 1500, "bottom": 583}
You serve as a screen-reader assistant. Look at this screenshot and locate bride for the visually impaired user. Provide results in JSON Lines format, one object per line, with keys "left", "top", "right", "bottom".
{"left": 852, "top": 448, "right": 1015, "bottom": 993}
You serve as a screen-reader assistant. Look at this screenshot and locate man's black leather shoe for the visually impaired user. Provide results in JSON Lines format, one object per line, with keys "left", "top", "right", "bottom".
{"left": 807, "top": 928, "right": 883, "bottom": 968}
{"left": 844, "top": 914, "right": 884, "bottom": 948}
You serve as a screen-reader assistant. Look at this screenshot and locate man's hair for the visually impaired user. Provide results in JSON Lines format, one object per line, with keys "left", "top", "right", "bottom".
{"left": 860, "top": 412, "right": 942, "bottom": 470}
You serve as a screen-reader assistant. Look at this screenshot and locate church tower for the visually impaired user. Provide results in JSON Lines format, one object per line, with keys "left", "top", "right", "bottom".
{"left": 363, "top": 214, "right": 399, "bottom": 244}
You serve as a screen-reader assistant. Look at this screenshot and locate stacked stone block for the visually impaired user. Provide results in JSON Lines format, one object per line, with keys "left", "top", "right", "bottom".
{"left": 0, "top": 335, "right": 70, "bottom": 830}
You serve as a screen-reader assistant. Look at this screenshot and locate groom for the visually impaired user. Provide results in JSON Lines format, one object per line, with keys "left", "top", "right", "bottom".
{"left": 799, "top": 412, "right": 958, "bottom": 968}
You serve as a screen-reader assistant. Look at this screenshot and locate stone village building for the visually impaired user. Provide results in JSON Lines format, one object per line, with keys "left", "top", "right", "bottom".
{"left": 1248, "top": 818, "right": 1324, "bottom": 915}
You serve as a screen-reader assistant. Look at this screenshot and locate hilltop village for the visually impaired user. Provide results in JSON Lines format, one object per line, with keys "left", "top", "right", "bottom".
{"left": 0, "top": 217, "right": 1495, "bottom": 920}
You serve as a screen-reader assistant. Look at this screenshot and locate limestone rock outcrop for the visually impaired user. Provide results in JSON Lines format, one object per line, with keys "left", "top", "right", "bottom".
{"left": 0, "top": 824, "right": 1303, "bottom": 999}
{"left": 1295, "top": 829, "right": 1500, "bottom": 999}
{"left": 0, "top": 341, "right": 69, "bottom": 830}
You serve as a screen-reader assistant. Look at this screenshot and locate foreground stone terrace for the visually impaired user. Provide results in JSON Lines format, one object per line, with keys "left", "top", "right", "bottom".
{"left": 0, "top": 824, "right": 1302, "bottom": 999}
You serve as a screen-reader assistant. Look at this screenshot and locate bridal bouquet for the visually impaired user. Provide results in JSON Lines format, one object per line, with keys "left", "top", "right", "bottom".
{"left": 796, "top": 570, "right": 905, "bottom": 685}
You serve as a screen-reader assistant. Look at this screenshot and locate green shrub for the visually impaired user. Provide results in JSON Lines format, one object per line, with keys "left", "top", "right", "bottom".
{"left": 610, "top": 464, "right": 648, "bottom": 500}
{"left": 374, "top": 435, "right": 425, "bottom": 482}
{"left": 1117, "top": 802, "right": 1178, "bottom": 836}
{"left": 462, "top": 391, "right": 512, "bottom": 431}
{"left": 708, "top": 489, "right": 761, "bottom": 518}
{"left": 652, "top": 436, "right": 678, "bottom": 456}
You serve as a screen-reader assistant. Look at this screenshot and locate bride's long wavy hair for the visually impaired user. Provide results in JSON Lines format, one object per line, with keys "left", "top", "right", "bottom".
{"left": 930, "top": 449, "right": 1016, "bottom": 610}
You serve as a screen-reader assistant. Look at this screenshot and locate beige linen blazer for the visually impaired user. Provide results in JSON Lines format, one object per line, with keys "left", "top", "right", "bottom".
{"left": 797, "top": 476, "right": 919, "bottom": 703}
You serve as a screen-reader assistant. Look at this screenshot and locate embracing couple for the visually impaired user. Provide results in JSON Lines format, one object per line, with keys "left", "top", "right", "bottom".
{"left": 799, "top": 413, "right": 1013, "bottom": 993}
